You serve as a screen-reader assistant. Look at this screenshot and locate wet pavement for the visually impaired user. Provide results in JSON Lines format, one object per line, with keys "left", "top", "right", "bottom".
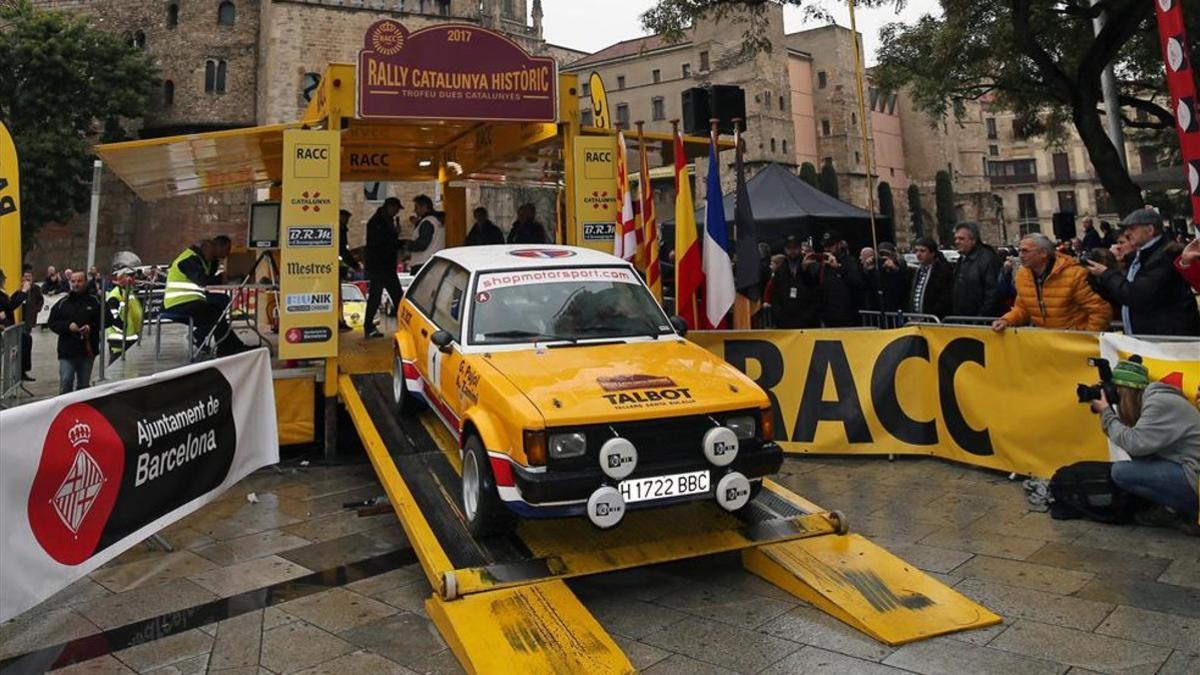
{"left": 1, "top": 454, "right": 1196, "bottom": 675}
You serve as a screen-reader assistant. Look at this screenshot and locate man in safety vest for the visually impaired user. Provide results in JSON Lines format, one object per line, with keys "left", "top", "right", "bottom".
{"left": 105, "top": 266, "right": 143, "bottom": 358}
{"left": 164, "top": 235, "right": 249, "bottom": 355}
{"left": 406, "top": 194, "right": 445, "bottom": 273}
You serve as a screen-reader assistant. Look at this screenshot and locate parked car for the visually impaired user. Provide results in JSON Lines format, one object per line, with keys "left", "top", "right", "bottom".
{"left": 391, "top": 245, "right": 782, "bottom": 535}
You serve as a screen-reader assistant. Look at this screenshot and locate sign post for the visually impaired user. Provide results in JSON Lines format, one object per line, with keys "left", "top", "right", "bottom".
{"left": 279, "top": 130, "right": 340, "bottom": 362}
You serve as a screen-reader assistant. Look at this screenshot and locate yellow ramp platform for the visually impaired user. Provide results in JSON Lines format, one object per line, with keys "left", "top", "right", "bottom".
{"left": 427, "top": 579, "right": 633, "bottom": 675}
{"left": 744, "top": 533, "right": 1002, "bottom": 645}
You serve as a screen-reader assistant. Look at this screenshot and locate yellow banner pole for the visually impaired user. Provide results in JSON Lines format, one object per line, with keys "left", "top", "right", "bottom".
{"left": 0, "top": 121, "right": 21, "bottom": 298}
{"left": 847, "top": 0, "right": 884, "bottom": 312}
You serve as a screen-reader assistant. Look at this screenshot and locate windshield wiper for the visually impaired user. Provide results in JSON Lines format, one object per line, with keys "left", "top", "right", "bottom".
{"left": 482, "top": 330, "right": 577, "bottom": 344}
{"left": 585, "top": 324, "right": 665, "bottom": 340}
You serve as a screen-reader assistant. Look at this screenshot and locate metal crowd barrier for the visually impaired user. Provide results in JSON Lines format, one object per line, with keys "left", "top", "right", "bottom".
{"left": 0, "top": 324, "right": 24, "bottom": 404}
{"left": 858, "top": 310, "right": 942, "bottom": 329}
{"left": 942, "top": 316, "right": 997, "bottom": 327}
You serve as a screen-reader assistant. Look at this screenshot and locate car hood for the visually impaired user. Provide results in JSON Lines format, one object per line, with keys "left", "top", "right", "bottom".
{"left": 476, "top": 338, "right": 767, "bottom": 426}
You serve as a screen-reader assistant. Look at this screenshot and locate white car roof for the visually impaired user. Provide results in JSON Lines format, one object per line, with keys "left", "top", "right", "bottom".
{"left": 432, "top": 245, "right": 629, "bottom": 272}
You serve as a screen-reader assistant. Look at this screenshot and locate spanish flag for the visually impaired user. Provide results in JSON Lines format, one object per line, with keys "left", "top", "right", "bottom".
{"left": 638, "top": 129, "right": 661, "bottom": 301}
{"left": 673, "top": 131, "right": 703, "bottom": 329}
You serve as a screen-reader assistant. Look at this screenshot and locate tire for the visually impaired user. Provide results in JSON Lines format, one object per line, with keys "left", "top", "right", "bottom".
{"left": 827, "top": 509, "right": 850, "bottom": 535}
{"left": 461, "top": 436, "right": 515, "bottom": 538}
{"left": 392, "top": 352, "right": 414, "bottom": 415}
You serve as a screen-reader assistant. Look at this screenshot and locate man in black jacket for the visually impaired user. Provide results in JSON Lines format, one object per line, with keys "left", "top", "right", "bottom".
{"left": 48, "top": 271, "right": 102, "bottom": 393}
{"left": 465, "top": 207, "right": 505, "bottom": 246}
{"left": 770, "top": 236, "right": 819, "bottom": 328}
{"left": 908, "top": 237, "right": 955, "bottom": 319}
{"left": 507, "top": 203, "right": 549, "bottom": 244}
{"left": 807, "top": 230, "right": 864, "bottom": 327}
{"left": 951, "top": 222, "right": 1003, "bottom": 317}
{"left": 1086, "top": 207, "right": 1200, "bottom": 336}
{"left": 363, "top": 197, "right": 405, "bottom": 338}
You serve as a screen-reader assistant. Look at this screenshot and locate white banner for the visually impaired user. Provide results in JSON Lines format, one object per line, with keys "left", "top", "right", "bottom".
{"left": 1099, "top": 333, "right": 1200, "bottom": 461}
{"left": 0, "top": 349, "right": 279, "bottom": 622}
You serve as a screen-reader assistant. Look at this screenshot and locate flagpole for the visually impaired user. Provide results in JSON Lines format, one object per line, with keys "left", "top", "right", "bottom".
{"left": 848, "top": 0, "right": 886, "bottom": 317}
{"left": 670, "top": 118, "right": 696, "bottom": 325}
{"left": 732, "top": 118, "right": 751, "bottom": 330}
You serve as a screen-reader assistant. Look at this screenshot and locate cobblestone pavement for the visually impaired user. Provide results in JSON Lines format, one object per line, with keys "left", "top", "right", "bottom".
{"left": 2, "top": 454, "right": 1196, "bottom": 675}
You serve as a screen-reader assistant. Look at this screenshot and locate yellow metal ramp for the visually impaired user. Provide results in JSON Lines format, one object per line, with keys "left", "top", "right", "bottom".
{"left": 427, "top": 579, "right": 633, "bottom": 674}
{"left": 744, "top": 533, "right": 1001, "bottom": 645}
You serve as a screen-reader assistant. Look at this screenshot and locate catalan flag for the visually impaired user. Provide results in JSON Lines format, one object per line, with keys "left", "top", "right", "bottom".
{"left": 638, "top": 129, "right": 661, "bottom": 301}
{"left": 613, "top": 131, "right": 637, "bottom": 262}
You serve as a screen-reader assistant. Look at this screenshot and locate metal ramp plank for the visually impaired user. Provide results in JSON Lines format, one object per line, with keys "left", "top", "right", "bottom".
{"left": 743, "top": 533, "right": 1002, "bottom": 645}
{"left": 427, "top": 579, "right": 633, "bottom": 675}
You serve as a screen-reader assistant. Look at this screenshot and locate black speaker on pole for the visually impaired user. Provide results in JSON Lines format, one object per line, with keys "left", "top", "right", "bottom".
{"left": 709, "top": 85, "right": 746, "bottom": 135}
{"left": 1052, "top": 211, "right": 1076, "bottom": 242}
{"left": 681, "top": 88, "right": 711, "bottom": 136}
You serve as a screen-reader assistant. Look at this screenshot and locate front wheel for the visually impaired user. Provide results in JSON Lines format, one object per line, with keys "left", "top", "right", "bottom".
{"left": 461, "top": 436, "right": 515, "bottom": 538}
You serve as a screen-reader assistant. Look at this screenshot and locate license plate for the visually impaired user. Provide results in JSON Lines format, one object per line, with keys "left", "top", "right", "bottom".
{"left": 618, "top": 470, "right": 710, "bottom": 504}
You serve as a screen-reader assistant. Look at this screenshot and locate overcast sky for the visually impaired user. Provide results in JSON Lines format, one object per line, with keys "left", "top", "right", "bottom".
{"left": 541, "top": 0, "right": 942, "bottom": 65}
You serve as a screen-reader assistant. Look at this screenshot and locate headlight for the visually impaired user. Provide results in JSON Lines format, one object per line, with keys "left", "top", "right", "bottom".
{"left": 549, "top": 432, "right": 587, "bottom": 459}
{"left": 725, "top": 415, "right": 756, "bottom": 441}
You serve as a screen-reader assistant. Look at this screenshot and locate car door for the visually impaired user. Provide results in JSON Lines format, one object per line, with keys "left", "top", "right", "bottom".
{"left": 428, "top": 264, "right": 471, "bottom": 424}
{"left": 402, "top": 259, "right": 448, "bottom": 398}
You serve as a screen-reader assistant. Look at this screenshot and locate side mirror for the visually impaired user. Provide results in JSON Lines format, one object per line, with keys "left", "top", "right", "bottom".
{"left": 431, "top": 329, "right": 455, "bottom": 353}
{"left": 668, "top": 315, "right": 688, "bottom": 337}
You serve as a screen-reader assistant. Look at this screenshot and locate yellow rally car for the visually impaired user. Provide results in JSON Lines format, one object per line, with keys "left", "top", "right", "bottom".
{"left": 391, "top": 245, "right": 782, "bottom": 535}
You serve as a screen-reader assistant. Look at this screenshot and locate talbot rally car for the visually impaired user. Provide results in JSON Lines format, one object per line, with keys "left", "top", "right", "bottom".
{"left": 391, "top": 245, "right": 782, "bottom": 535}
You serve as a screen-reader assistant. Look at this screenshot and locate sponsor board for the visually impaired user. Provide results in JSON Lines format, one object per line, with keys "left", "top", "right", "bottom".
{"left": 571, "top": 135, "right": 619, "bottom": 253}
{"left": 477, "top": 267, "right": 639, "bottom": 291}
{"left": 1, "top": 350, "right": 277, "bottom": 622}
{"left": 280, "top": 130, "right": 340, "bottom": 359}
{"left": 583, "top": 222, "right": 615, "bottom": 241}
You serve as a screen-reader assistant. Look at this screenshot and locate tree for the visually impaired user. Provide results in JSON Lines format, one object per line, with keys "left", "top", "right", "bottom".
{"left": 877, "top": 181, "right": 894, "bottom": 219}
{"left": 935, "top": 170, "right": 955, "bottom": 243}
{"left": 907, "top": 183, "right": 924, "bottom": 240}
{"left": 875, "top": 0, "right": 1198, "bottom": 218}
{"left": 818, "top": 159, "right": 839, "bottom": 199}
{"left": 642, "top": 1, "right": 891, "bottom": 55}
{"left": 0, "top": 1, "right": 158, "bottom": 245}
{"left": 798, "top": 161, "right": 818, "bottom": 187}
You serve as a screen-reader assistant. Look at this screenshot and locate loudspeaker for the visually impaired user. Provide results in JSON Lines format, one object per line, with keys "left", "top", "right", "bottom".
{"left": 681, "top": 86, "right": 746, "bottom": 135}
{"left": 681, "top": 88, "right": 711, "bottom": 136}
{"left": 1052, "top": 211, "right": 1076, "bottom": 242}
{"left": 709, "top": 85, "right": 746, "bottom": 135}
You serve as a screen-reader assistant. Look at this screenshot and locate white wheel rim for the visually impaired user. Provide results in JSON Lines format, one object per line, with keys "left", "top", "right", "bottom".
{"left": 462, "top": 451, "right": 480, "bottom": 522}
{"left": 392, "top": 355, "right": 404, "bottom": 405}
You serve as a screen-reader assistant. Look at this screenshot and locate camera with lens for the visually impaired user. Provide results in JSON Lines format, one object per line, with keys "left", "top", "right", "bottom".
{"left": 1076, "top": 355, "right": 1140, "bottom": 405}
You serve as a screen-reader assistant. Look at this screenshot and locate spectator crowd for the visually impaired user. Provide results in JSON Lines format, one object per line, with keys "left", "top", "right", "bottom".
{"left": 759, "top": 208, "right": 1200, "bottom": 338}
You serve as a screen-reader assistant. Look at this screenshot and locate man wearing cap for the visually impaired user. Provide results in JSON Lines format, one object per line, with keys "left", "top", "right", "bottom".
{"left": 770, "top": 235, "right": 819, "bottom": 328}
{"left": 363, "top": 197, "right": 405, "bottom": 338}
{"left": 806, "top": 230, "right": 864, "bottom": 328}
{"left": 1086, "top": 207, "right": 1200, "bottom": 336}
{"left": 1091, "top": 358, "right": 1200, "bottom": 531}
{"left": 105, "top": 266, "right": 143, "bottom": 357}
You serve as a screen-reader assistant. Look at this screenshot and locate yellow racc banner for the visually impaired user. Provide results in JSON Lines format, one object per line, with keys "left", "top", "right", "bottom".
{"left": 571, "top": 135, "right": 618, "bottom": 254}
{"left": 692, "top": 326, "right": 1135, "bottom": 479}
{"left": 279, "top": 130, "right": 340, "bottom": 360}
{"left": 0, "top": 121, "right": 20, "bottom": 298}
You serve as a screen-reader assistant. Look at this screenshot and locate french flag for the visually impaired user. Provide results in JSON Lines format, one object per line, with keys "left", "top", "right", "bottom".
{"left": 703, "top": 137, "right": 735, "bottom": 327}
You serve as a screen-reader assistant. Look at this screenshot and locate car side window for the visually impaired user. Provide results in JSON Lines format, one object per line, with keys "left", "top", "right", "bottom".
{"left": 431, "top": 265, "right": 469, "bottom": 339}
{"left": 406, "top": 259, "right": 448, "bottom": 318}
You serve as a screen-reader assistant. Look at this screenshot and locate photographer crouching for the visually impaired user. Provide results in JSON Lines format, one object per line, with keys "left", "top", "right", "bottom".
{"left": 1088, "top": 359, "right": 1200, "bottom": 533}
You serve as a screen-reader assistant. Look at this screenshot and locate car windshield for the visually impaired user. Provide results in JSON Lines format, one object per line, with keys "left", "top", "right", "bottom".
{"left": 341, "top": 284, "right": 365, "bottom": 302}
{"left": 471, "top": 266, "right": 673, "bottom": 345}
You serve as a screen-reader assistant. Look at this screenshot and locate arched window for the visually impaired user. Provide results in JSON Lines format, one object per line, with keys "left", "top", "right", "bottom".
{"left": 132, "top": 30, "right": 146, "bottom": 49}
{"left": 205, "top": 59, "right": 227, "bottom": 93}
{"left": 167, "top": 3, "right": 178, "bottom": 27}
{"left": 218, "top": 1, "right": 235, "bottom": 26}
{"left": 163, "top": 80, "right": 175, "bottom": 106}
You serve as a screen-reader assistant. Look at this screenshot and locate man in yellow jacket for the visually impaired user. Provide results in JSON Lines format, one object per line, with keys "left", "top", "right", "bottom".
{"left": 992, "top": 233, "right": 1111, "bottom": 332}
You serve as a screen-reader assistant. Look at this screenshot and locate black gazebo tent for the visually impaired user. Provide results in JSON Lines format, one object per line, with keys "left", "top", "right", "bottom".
{"left": 663, "top": 162, "right": 894, "bottom": 256}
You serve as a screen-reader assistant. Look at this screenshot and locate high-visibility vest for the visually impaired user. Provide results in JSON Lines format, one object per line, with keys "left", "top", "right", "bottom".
{"left": 106, "top": 285, "right": 143, "bottom": 343}
{"left": 164, "top": 247, "right": 210, "bottom": 309}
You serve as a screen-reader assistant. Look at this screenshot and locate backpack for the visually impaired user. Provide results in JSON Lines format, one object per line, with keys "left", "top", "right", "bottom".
{"left": 1048, "top": 461, "right": 1143, "bottom": 524}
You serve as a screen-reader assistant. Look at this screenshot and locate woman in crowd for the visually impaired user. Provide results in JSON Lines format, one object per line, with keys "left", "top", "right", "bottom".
{"left": 1091, "top": 359, "right": 1200, "bottom": 533}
